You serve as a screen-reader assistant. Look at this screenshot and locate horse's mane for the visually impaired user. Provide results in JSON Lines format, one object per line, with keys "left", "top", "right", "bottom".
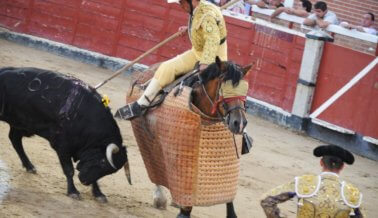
{"left": 200, "top": 61, "right": 243, "bottom": 87}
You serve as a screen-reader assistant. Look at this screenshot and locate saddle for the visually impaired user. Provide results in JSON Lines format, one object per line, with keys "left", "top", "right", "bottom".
{"left": 126, "top": 65, "right": 243, "bottom": 207}
{"left": 129, "top": 65, "right": 200, "bottom": 113}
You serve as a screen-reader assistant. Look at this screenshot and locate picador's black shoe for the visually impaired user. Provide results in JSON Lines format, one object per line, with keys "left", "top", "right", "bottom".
{"left": 114, "top": 102, "right": 145, "bottom": 120}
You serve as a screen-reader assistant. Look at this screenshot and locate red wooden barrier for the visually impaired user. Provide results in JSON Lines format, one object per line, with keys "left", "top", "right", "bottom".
{"left": 311, "top": 43, "right": 378, "bottom": 138}
{"left": 0, "top": 0, "right": 303, "bottom": 112}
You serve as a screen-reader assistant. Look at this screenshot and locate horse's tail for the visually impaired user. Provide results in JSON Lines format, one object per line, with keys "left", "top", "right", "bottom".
{"left": 0, "top": 67, "right": 16, "bottom": 92}
{"left": 0, "top": 67, "right": 17, "bottom": 116}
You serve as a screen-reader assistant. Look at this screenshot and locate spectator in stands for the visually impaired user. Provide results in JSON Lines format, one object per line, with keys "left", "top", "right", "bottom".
{"left": 229, "top": 1, "right": 246, "bottom": 14}
{"left": 340, "top": 13, "right": 377, "bottom": 35}
{"left": 245, "top": 0, "right": 284, "bottom": 9}
{"left": 222, "top": 0, "right": 229, "bottom": 5}
{"left": 207, "top": 0, "right": 227, "bottom": 6}
{"left": 303, "top": 1, "right": 339, "bottom": 29}
{"left": 207, "top": 0, "right": 246, "bottom": 14}
{"left": 206, "top": 0, "right": 225, "bottom": 6}
{"left": 271, "top": 0, "right": 312, "bottom": 19}
{"left": 207, "top": 0, "right": 219, "bottom": 4}
{"left": 244, "top": 0, "right": 267, "bottom": 7}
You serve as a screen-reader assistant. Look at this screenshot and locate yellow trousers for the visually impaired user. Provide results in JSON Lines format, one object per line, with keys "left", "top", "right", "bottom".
{"left": 154, "top": 43, "right": 227, "bottom": 87}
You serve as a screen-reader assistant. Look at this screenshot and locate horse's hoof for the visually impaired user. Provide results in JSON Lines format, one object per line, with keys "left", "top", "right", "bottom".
{"left": 153, "top": 197, "right": 167, "bottom": 209}
{"left": 177, "top": 214, "right": 190, "bottom": 218}
{"left": 95, "top": 196, "right": 108, "bottom": 203}
{"left": 68, "top": 193, "right": 81, "bottom": 200}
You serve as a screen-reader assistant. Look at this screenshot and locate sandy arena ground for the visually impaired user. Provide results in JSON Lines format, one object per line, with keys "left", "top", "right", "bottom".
{"left": 0, "top": 39, "right": 377, "bottom": 218}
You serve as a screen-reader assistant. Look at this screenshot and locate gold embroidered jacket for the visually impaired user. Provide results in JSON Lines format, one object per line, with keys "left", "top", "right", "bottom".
{"left": 261, "top": 172, "right": 365, "bottom": 218}
{"left": 190, "top": 0, "right": 227, "bottom": 65}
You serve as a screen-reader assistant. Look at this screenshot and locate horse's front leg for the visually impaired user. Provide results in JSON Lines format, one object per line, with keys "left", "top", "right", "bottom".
{"left": 177, "top": 207, "right": 192, "bottom": 218}
{"left": 226, "top": 201, "right": 237, "bottom": 218}
{"left": 153, "top": 184, "right": 167, "bottom": 209}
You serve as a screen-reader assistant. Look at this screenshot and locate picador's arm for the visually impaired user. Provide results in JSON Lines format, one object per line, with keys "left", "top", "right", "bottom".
{"left": 200, "top": 14, "right": 221, "bottom": 65}
{"left": 261, "top": 192, "right": 296, "bottom": 218}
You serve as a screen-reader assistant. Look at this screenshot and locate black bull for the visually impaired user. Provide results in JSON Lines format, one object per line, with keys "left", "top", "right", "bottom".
{"left": 0, "top": 67, "right": 129, "bottom": 202}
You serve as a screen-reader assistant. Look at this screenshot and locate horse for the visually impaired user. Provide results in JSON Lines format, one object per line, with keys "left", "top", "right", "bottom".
{"left": 127, "top": 57, "right": 252, "bottom": 218}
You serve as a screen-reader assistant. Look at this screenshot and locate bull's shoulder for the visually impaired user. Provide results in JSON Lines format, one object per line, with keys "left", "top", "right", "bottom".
{"left": 0, "top": 67, "right": 64, "bottom": 82}
{"left": 0, "top": 67, "right": 17, "bottom": 74}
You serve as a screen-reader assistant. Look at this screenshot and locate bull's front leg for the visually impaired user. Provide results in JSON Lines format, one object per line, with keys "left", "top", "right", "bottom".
{"left": 56, "top": 153, "right": 81, "bottom": 200}
{"left": 8, "top": 127, "right": 36, "bottom": 173}
{"left": 92, "top": 182, "right": 107, "bottom": 203}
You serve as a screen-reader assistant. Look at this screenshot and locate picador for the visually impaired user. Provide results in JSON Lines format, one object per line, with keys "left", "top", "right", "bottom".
{"left": 117, "top": 0, "right": 228, "bottom": 120}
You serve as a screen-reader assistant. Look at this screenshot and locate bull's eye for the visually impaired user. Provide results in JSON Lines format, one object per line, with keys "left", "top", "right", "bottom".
{"left": 101, "top": 159, "right": 106, "bottom": 166}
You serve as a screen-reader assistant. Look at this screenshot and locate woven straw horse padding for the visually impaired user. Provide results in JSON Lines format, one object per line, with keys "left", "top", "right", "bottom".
{"left": 127, "top": 71, "right": 242, "bottom": 206}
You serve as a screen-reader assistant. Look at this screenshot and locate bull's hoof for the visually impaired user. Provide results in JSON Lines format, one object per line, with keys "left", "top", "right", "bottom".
{"left": 67, "top": 193, "right": 81, "bottom": 200}
{"left": 26, "top": 167, "right": 37, "bottom": 174}
{"left": 95, "top": 196, "right": 108, "bottom": 203}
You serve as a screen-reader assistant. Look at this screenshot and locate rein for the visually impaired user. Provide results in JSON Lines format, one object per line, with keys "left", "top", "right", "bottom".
{"left": 211, "top": 96, "right": 246, "bottom": 115}
{"left": 201, "top": 79, "right": 223, "bottom": 117}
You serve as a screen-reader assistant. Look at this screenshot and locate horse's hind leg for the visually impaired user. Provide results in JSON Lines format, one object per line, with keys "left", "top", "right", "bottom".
{"left": 226, "top": 201, "right": 237, "bottom": 218}
{"left": 177, "top": 207, "right": 192, "bottom": 218}
{"left": 8, "top": 127, "right": 36, "bottom": 173}
{"left": 153, "top": 185, "right": 167, "bottom": 209}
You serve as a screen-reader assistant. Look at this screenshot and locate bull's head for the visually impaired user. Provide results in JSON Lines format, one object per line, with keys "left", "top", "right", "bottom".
{"left": 76, "top": 143, "right": 130, "bottom": 186}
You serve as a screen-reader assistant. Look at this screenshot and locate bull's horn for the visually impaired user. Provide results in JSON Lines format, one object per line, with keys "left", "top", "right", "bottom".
{"left": 106, "top": 143, "right": 119, "bottom": 169}
{"left": 124, "top": 162, "right": 132, "bottom": 185}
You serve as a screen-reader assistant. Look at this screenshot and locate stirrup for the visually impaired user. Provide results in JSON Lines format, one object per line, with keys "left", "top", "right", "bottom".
{"left": 114, "top": 102, "right": 145, "bottom": 120}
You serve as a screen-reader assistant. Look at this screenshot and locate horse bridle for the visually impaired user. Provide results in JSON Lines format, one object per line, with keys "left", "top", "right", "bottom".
{"left": 220, "top": 95, "right": 246, "bottom": 119}
{"left": 201, "top": 78, "right": 246, "bottom": 120}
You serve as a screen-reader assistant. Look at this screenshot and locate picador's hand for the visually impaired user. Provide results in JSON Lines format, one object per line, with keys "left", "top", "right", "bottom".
{"left": 199, "top": 64, "right": 208, "bottom": 72}
{"left": 178, "top": 26, "right": 188, "bottom": 36}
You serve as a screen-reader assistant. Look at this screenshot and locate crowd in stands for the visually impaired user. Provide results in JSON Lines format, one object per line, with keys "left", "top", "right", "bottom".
{"left": 270, "top": 0, "right": 311, "bottom": 19}
{"left": 207, "top": 0, "right": 377, "bottom": 35}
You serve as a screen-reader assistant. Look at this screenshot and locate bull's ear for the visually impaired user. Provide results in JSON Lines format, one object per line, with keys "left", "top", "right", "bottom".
{"left": 242, "top": 63, "right": 254, "bottom": 77}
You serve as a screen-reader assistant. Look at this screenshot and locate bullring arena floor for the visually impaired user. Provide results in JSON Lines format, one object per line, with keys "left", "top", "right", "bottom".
{"left": 0, "top": 39, "right": 377, "bottom": 218}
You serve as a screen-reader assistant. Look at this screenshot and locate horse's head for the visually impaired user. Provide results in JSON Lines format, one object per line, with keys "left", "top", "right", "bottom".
{"left": 192, "top": 57, "right": 253, "bottom": 134}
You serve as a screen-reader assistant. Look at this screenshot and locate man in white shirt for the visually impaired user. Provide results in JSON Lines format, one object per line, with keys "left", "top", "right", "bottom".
{"left": 271, "top": 0, "right": 312, "bottom": 19}
{"left": 340, "top": 13, "right": 377, "bottom": 35}
{"left": 244, "top": 0, "right": 284, "bottom": 9}
{"left": 304, "top": 1, "right": 339, "bottom": 29}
